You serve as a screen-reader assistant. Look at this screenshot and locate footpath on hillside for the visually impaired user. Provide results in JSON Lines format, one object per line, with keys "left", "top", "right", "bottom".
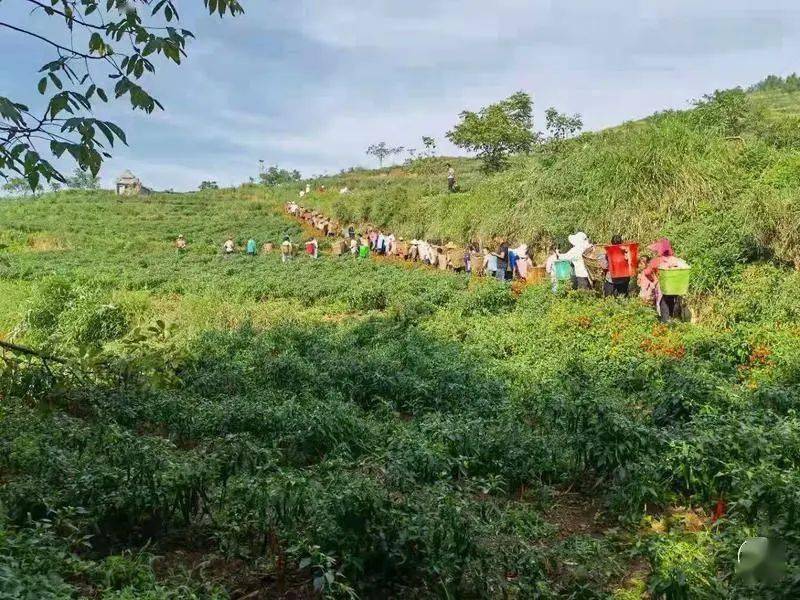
{"left": 278, "top": 200, "right": 693, "bottom": 323}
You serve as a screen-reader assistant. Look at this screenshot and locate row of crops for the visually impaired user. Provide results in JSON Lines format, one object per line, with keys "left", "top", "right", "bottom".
{"left": 1, "top": 190, "right": 800, "bottom": 597}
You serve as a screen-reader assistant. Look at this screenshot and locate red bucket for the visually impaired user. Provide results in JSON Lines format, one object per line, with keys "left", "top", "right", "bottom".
{"left": 604, "top": 242, "right": 638, "bottom": 278}
{"left": 305, "top": 242, "right": 316, "bottom": 255}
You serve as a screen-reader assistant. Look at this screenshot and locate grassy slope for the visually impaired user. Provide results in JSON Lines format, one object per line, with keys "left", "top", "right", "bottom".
{"left": 286, "top": 89, "right": 800, "bottom": 282}
{"left": 1, "top": 88, "right": 800, "bottom": 598}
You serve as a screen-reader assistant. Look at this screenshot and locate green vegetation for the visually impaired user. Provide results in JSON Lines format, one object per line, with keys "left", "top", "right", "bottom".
{"left": 446, "top": 91, "right": 539, "bottom": 172}
{"left": 296, "top": 88, "right": 800, "bottom": 285}
{"left": 2, "top": 83, "right": 800, "bottom": 598}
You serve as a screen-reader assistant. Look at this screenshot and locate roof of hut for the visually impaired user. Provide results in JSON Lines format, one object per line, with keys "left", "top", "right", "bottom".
{"left": 116, "top": 170, "right": 140, "bottom": 184}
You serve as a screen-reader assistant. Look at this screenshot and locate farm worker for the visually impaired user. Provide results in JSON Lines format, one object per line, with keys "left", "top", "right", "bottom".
{"left": 468, "top": 245, "right": 482, "bottom": 276}
{"left": 437, "top": 246, "right": 449, "bottom": 271}
{"left": 358, "top": 238, "right": 370, "bottom": 259}
{"left": 368, "top": 229, "right": 378, "bottom": 250}
{"left": 376, "top": 231, "right": 387, "bottom": 255}
{"left": 409, "top": 240, "right": 419, "bottom": 262}
{"left": 428, "top": 245, "right": 439, "bottom": 268}
{"left": 386, "top": 233, "right": 396, "bottom": 255}
{"left": 299, "top": 190, "right": 305, "bottom": 198}
{"left": 340, "top": 186, "right": 350, "bottom": 194}
{"left": 175, "top": 234, "right": 187, "bottom": 251}
{"left": 223, "top": 238, "right": 235, "bottom": 256}
{"left": 395, "top": 237, "right": 409, "bottom": 259}
{"left": 493, "top": 238, "right": 509, "bottom": 282}
{"left": 600, "top": 234, "right": 631, "bottom": 297}
{"left": 350, "top": 237, "right": 358, "bottom": 255}
{"left": 446, "top": 242, "right": 466, "bottom": 272}
{"left": 305, "top": 183, "right": 311, "bottom": 193}
{"left": 446, "top": 163, "right": 456, "bottom": 192}
{"left": 417, "top": 240, "right": 430, "bottom": 265}
{"left": 246, "top": 238, "right": 257, "bottom": 256}
{"left": 280, "top": 236, "right": 294, "bottom": 262}
{"left": 544, "top": 244, "right": 560, "bottom": 293}
{"left": 561, "top": 232, "right": 592, "bottom": 290}
{"left": 483, "top": 249, "right": 498, "bottom": 278}
{"left": 306, "top": 237, "right": 319, "bottom": 258}
{"left": 514, "top": 244, "right": 532, "bottom": 280}
{"left": 347, "top": 225, "right": 356, "bottom": 239}
{"left": 641, "top": 238, "right": 687, "bottom": 323}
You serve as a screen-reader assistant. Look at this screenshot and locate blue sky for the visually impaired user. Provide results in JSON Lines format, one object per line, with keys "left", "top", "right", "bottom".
{"left": 1, "top": 0, "right": 799, "bottom": 191}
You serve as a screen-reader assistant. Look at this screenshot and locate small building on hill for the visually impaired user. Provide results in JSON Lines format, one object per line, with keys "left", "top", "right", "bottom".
{"left": 115, "top": 170, "right": 148, "bottom": 196}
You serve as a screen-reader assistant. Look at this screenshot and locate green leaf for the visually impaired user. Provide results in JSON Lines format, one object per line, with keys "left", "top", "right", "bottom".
{"left": 48, "top": 73, "right": 63, "bottom": 90}
{"left": 97, "top": 88, "right": 108, "bottom": 102}
{"left": 38, "top": 77, "right": 47, "bottom": 95}
{"left": 105, "top": 122, "right": 127, "bottom": 145}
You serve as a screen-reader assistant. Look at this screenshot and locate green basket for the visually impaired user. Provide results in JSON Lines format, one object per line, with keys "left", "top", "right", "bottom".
{"left": 554, "top": 260, "right": 573, "bottom": 281}
{"left": 659, "top": 268, "right": 691, "bottom": 296}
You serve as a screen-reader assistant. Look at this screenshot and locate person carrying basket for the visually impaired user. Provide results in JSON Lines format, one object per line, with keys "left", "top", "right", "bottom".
{"left": 640, "top": 238, "right": 690, "bottom": 323}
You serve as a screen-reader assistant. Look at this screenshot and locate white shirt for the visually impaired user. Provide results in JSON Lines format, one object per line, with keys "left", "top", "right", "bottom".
{"left": 223, "top": 240, "right": 235, "bottom": 253}
{"left": 560, "top": 246, "right": 589, "bottom": 278}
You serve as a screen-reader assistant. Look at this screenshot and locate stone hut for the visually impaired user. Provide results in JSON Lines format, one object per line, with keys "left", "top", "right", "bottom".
{"left": 115, "top": 170, "right": 144, "bottom": 195}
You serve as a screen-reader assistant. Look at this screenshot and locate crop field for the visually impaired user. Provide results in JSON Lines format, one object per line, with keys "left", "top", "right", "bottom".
{"left": 2, "top": 87, "right": 800, "bottom": 599}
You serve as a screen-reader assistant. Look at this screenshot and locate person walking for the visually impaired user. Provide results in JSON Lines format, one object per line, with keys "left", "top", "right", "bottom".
{"left": 306, "top": 237, "right": 319, "bottom": 258}
{"left": 359, "top": 237, "right": 371, "bottom": 259}
{"left": 446, "top": 163, "right": 456, "bottom": 192}
{"left": 600, "top": 235, "right": 631, "bottom": 297}
{"left": 175, "top": 234, "right": 187, "bottom": 252}
{"left": 561, "top": 232, "right": 592, "bottom": 290}
{"left": 483, "top": 248, "right": 498, "bottom": 279}
{"left": 641, "top": 238, "right": 688, "bottom": 323}
{"left": 280, "top": 236, "right": 294, "bottom": 263}
{"left": 544, "top": 244, "right": 560, "bottom": 293}
{"left": 246, "top": 237, "right": 257, "bottom": 256}
{"left": 494, "top": 238, "right": 510, "bottom": 282}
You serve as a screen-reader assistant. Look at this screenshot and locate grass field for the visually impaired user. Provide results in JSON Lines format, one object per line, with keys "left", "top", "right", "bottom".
{"left": 1, "top": 84, "right": 800, "bottom": 598}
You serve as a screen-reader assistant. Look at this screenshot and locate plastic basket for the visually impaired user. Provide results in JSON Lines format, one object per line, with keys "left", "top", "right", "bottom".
{"left": 605, "top": 242, "right": 639, "bottom": 279}
{"left": 554, "top": 260, "right": 573, "bottom": 281}
{"left": 659, "top": 268, "right": 691, "bottom": 296}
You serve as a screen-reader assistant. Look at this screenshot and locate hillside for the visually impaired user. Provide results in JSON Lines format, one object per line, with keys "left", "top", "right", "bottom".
{"left": 1, "top": 86, "right": 800, "bottom": 598}
{"left": 286, "top": 88, "right": 800, "bottom": 288}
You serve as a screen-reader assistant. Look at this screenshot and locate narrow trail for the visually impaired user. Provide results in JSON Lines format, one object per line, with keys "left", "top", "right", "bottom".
{"left": 281, "top": 203, "right": 547, "bottom": 295}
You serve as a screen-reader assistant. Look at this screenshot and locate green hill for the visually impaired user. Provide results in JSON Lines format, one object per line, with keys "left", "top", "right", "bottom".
{"left": 285, "top": 87, "right": 800, "bottom": 289}
{"left": 1, "top": 84, "right": 800, "bottom": 598}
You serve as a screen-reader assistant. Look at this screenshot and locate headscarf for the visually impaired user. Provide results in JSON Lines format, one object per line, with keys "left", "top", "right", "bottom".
{"left": 648, "top": 238, "right": 674, "bottom": 257}
{"left": 568, "top": 232, "right": 591, "bottom": 252}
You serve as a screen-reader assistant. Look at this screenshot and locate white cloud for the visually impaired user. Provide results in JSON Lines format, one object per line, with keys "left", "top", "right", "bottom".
{"left": 16, "top": 0, "right": 795, "bottom": 191}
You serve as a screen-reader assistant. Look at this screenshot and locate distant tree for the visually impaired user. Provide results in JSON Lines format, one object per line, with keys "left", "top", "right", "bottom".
{"left": 749, "top": 73, "right": 800, "bottom": 93}
{"left": 366, "top": 142, "right": 404, "bottom": 167}
{"left": 3, "top": 176, "right": 41, "bottom": 196}
{"left": 66, "top": 167, "right": 100, "bottom": 190}
{"left": 446, "top": 91, "right": 537, "bottom": 172}
{"left": 199, "top": 180, "right": 219, "bottom": 190}
{"left": 259, "top": 166, "right": 301, "bottom": 186}
{"left": 693, "top": 88, "right": 751, "bottom": 136}
{"left": 0, "top": 0, "right": 244, "bottom": 191}
{"left": 49, "top": 180, "right": 62, "bottom": 192}
{"left": 543, "top": 107, "right": 583, "bottom": 151}
{"left": 422, "top": 136, "right": 438, "bottom": 157}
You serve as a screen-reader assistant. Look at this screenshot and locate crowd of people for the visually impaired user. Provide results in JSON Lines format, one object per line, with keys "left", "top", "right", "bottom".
{"left": 174, "top": 178, "right": 690, "bottom": 324}
{"left": 280, "top": 201, "right": 691, "bottom": 323}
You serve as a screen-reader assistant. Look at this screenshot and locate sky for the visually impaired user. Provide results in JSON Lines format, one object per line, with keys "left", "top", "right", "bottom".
{"left": 1, "top": 0, "right": 799, "bottom": 191}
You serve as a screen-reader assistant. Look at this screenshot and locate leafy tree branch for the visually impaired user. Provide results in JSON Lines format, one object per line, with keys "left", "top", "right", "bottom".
{"left": 0, "top": 0, "right": 244, "bottom": 191}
